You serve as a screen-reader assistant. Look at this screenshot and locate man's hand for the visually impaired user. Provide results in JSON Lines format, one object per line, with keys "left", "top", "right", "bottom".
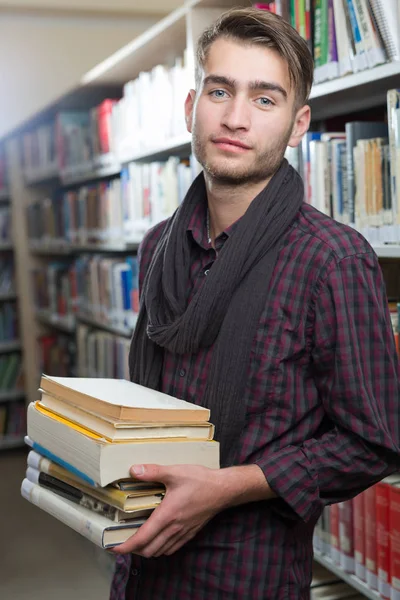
{"left": 111, "top": 462, "right": 275, "bottom": 558}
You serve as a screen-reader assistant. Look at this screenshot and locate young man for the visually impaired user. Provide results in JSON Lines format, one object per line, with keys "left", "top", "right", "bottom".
{"left": 110, "top": 8, "right": 400, "bottom": 600}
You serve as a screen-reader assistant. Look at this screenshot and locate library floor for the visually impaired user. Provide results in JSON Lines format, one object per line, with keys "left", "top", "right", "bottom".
{"left": 0, "top": 448, "right": 113, "bottom": 600}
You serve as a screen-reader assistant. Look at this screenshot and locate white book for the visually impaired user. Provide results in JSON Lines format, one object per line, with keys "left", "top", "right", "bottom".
{"left": 352, "top": 0, "right": 386, "bottom": 67}
{"left": 21, "top": 478, "right": 146, "bottom": 549}
{"left": 27, "top": 402, "right": 219, "bottom": 487}
{"left": 333, "top": 0, "right": 354, "bottom": 76}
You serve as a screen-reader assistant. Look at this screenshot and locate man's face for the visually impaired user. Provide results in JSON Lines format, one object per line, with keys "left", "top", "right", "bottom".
{"left": 185, "top": 38, "right": 309, "bottom": 185}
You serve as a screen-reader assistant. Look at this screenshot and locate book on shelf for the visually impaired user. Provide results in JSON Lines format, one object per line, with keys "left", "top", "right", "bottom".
{"left": 314, "top": 474, "right": 400, "bottom": 599}
{"left": 77, "top": 323, "right": 131, "bottom": 379}
{"left": 0, "top": 353, "right": 23, "bottom": 391}
{"left": 22, "top": 374, "right": 219, "bottom": 548}
{"left": 73, "top": 255, "right": 139, "bottom": 332}
{"left": 0, "top": 398, "right": 26, "bottom": 438}
{"left": 38, "top": 334, "right": 76, "bottom": 378}
{"left": 255, "top": 0, "right": 397, "bottom": 83}
{"left": 26, "top": 156, "right": 194, "bottom": 249}
{"left": 0, "top": 256, "right": 15, "bottom": 295}
{"left": 32, "top": 262, "right": 76, "bottom": 327}
{"left": 0, "top": 145, "right": 8, "bottom": 193}
{"left": 111, "top": 54, "right": 190, "bottom": 161}
{"left": 0, "top": 302, "right": 19, "bottom": 343}
{"left": 284, "top": 89, "right": 400, "bottom": 246}
{"left": 0, "top": 206, "right": 11, "bottom": 244}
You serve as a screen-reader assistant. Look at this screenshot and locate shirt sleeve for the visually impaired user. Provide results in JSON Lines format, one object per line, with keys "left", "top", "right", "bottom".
{"left": 257, "top": 250, "right": 400, "bottom": 523}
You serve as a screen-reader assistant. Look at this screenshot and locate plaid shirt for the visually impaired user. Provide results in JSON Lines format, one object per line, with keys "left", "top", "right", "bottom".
{"left": 111, "top": 200, "right": 400, "bottom": 600}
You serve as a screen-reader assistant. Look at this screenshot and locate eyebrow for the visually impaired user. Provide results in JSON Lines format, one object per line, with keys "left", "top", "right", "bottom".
{"left": 203, "top": 75, "right": 288, "bottom": 100}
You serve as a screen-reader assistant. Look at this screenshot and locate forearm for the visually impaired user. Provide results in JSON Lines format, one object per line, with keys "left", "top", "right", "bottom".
{"left": 216, "top": 464, "right": 276, "bottom": 510}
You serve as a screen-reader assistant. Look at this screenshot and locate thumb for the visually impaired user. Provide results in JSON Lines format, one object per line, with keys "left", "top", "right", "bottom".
{"left": 130, "top": 463, "right": 169, "bottom": 483}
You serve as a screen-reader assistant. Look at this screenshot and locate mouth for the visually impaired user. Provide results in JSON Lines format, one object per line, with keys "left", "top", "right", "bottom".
{"left": 212, "top": 138, "right": 252, "bottom": 153}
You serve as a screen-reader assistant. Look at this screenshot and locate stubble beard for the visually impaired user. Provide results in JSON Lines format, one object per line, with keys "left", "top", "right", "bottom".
{"left": 192, "top": 127, "right": 293, "bottom": 186}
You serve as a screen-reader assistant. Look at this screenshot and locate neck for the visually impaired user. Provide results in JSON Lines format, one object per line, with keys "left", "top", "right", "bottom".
{"left": 204, "top": 173, "right": 271, "bottom": 242}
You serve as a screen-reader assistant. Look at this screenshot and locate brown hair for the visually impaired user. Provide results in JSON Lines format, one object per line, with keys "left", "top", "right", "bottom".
{"left": 196, "top": 7, "right": 314, "bottom": 109}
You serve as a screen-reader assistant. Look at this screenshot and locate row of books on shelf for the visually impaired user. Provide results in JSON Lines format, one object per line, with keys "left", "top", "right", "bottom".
{"left": 0, "top": 146, "right": 8, "bottom": 193}
{"left": 0, "top": 400, "right": 26, "bottom": 437}
{"left": 0, "top": 302, "right": 18, "bottom": 343}
{"left": 32, "top": 256, "right": 139, "bottom": 333}
{"left": 0, "top": 206, "right": 11, "bottom": 244}
{"left": 285, "top": 90, "right": 400, "bottom": 244}
{"left": 0, "top": 353, "right": 23, "bottom": 392}
{"left": 0, "top": 257, "right": 15, "bottom": 295}
{"left": 77, "top": 324, "right": 130, "bottom": 380}
{"left": 36, "top": 325, "right": 129, "bottom": 381}
{"left": 22, "top": 51, "right": 190, "bottom": 176}
{"left": 27, "top": 156, "right": 195, "bottom": 248}
{"left": 314, "top": 475, "right": 400, "bottom": 600}
{"left": 22, "top": 375, "right": 218, "bottom": 548}
{"left": 257, "top": 0, "right": 400, "bottom": 83}
{"left": 37, "top": 334, "right": 76, "bottom": 379}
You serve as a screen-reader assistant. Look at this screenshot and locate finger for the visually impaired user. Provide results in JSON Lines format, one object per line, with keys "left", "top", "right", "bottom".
{"left": 129, "top": 463, "right": 172, "bottom": 484}
{"left": 112, "top": 503, "right": 173, "bottom": 555}
{"left": 154, "top": 525, "right": 198, "bottom": 558}
{"left": 136, "top": 523, "right": 184, "bottom": 558}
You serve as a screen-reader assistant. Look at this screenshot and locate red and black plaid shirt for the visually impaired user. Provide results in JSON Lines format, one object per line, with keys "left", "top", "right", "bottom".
{"left": 111, "top": 200, "right": 400, "bottom": 600}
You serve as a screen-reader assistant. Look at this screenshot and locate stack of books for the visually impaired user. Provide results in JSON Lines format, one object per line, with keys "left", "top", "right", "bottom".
{"left": 21, "top": 375, "right": 219, "bottom": 549}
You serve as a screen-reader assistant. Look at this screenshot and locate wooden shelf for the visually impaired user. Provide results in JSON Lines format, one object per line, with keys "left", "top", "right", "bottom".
{"left": 0, "top": 340, "right": 21, "bottom": 353}
{"left": 0, "top": 435, "right": 25, "bottom": 450}
{"left": 314, "top": 552, "right": 380, "bottom": 600}
{"left": 35, "top": 309, "right": 76, "bottom": 333}
{"left": 29, "top": 242, "right": 72, "bottom": 256}
{"left": 0, "top": 389, "right": 25, "bottom": 403}
{"left": 77, "top": 313, "right": 135, "bottom": 338}
{"left": 0, "top": 292, "right": 17, "bottom": 301}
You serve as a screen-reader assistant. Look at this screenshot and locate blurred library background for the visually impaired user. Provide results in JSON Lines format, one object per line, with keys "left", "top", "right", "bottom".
{"left": 1, "top": 0, "right": 400, "bottom": 599}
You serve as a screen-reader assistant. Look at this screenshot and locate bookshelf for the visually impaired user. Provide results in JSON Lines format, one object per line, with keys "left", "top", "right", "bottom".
{"left": 314, "top": 552, "right": 380, "bottom": 600}
{"left": 1, "top": 0, "right": 400, "bottom": 593}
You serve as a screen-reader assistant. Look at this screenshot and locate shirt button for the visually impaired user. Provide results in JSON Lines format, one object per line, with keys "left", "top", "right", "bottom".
{"left": 131, "top": 569, "right": 140, "bottom": 576}
{"left": 179, "top": 368, "right": 186, "bottom": 377}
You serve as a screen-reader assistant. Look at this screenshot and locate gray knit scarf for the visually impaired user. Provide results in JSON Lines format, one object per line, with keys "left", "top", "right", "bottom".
{"left": 129, "top": 158, "right": 304, "bottom": 466}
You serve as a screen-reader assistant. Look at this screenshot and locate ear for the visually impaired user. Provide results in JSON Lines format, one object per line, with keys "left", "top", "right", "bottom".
{"left": 287, "top": 105, "right": 311, "bottom": 148}
{"left": 184, "top": 89, "right": 196, "bottom": 133}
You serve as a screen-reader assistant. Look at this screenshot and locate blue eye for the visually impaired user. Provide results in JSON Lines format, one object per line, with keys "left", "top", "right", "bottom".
{"left": 256, "top": 97, "right": 273, "bottom": 106}
{"left": 210, "top": 89, "right": 227, "bottom": 99}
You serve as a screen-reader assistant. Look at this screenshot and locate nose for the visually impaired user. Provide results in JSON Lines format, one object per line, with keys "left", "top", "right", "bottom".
{"left": 221, "top": 95, "right": 250, "bottom": 132}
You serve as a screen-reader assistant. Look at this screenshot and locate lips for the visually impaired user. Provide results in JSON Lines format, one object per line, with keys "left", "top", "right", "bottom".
{"left": 212, "top": 137, "right": 251, "bottom": 150}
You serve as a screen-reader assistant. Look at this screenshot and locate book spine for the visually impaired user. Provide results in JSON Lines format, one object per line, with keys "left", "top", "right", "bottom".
{"left": 24, "top": 437, "right": 97, "bottom": 487}
{"left": 376, "top": 482, "right": 392, "bottom": 599}
{"left": 353, "top": 492, "right": 366, "bottom": 581}
{"left": 21, "top": 478, "right": 105, "bottom": 548}
{"left": 330, "top": 503, "right": 340, "bottom": 563}
{"left": 365, "top": 485, "right": 378, "bottom": 590}
{"left": 339, "top": 500, "right": 355, "bottom": 573}
{"left": 390, "top": 487, "right": 400, "bottom": 600}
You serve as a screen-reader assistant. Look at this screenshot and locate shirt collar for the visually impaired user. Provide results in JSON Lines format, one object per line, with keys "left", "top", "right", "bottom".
{"left": 187, "top": 199, "right": 242, "bottom": 251}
